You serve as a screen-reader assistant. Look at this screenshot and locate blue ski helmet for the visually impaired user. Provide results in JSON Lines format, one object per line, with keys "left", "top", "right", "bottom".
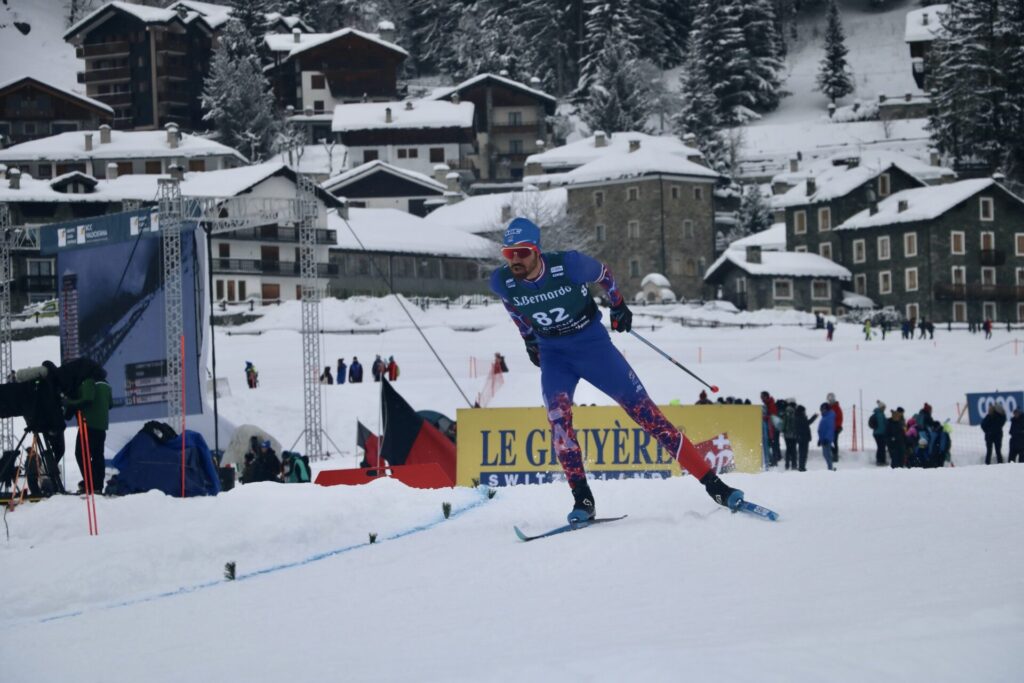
{"left": 502, "top": 217, "right": 541, "bottom": 249}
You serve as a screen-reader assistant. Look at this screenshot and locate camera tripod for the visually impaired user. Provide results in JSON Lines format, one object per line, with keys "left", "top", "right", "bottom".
{"left": 0, "top": 428, "right": 66, "bottom": 499}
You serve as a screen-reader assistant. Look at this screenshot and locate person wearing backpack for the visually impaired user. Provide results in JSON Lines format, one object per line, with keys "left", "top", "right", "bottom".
{"left": 1009, "top": 408, "right": 1024, "bottom": 464}
{"left": 282, "top": 451, "right": 311, "bottom": 483}
{"left": 870, "top": 400, "right": 888, "bottom": 466}
{"left": 817, "top": 402, "right": 836, "bottom": 471}
{"left": 782, "top": 399, "right": 798, "bottom": 470}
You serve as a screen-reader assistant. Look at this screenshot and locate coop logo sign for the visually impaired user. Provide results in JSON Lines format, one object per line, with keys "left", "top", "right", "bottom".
{"left": 966, "top": 391, "right": 1023, "bottom": 425}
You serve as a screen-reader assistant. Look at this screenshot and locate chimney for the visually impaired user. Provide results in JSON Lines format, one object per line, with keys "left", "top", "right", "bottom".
{"left": 905, "top": 92, "right": 912, "bottom": 102}
{"left": 524, "top": 161, "right": 543, "bottom": 176}
{"left": 806, "top": 178, "right": 816, "bottom": 196}
{"left": 451, "top": 92, "right": 460, "bottom": 105}
{"left": 878, "top": 94, "right": 887, "bottom": 104}
{"left": 404, "top": 100, "right": 413, "bottom": 111}
{"left": 376, "top": 20, "right": 396, "bottom": 44}
{"left": 84, "top": 133, "right": 93, "bottom": 151}
{"left": 500, "top": 203, "right": 512, "bottom": 224}
{"left": 169, "top": 164, "right": 184, "bottom": 181}
{"left": 99, "top": 124, "right": 111, "bottom": 144}
{"left": 293, "top": 28, "right": 301, "bottom": 44}
{"left": 594, "top": 131, "right": 607, "bottom": 148}
{"left": 106, "top": 162, "right": 118, "bottom": 180}
{"left": 176, "top": 5, "right": 188, "bottom": 19}
{"left": 745, "top": 245, "right": 762, "bottom": 265}
{"left": 789, "top": 157, "right": 799, "bottom": 172}
{"left": 166, "top": 123, "right": 179, "bottom": 148}
{"left": 338, "top": 200, "right": 349, "bottom": 221}
{"left": 993, "top": 172, "right": 1006, "bottom": 183}
{"left": 897, "top": 199, "right": 909, "bottom": 212}
{"left": 628, "top": 139, "right": 641, "bottom": 153}
{"left": 433, "top": 163, "right": 449, "bottom": 184}
{"left": 682, "top": 133, "right": 697, "bottom": 147}
{"left": 923, "top": 12, "right": 929, "bottom": 25}
{"left": 304, "top": 106, "right": 313, "bottom": 117}
{"left": 285, "top": 105, "right": 295, "bottom": 117}
{"left": 929, "top": 148, "right": 940, "bottom": 166}
{"left": 867, "top": 188, "right": 879, "bottom": 215}
{"left": 445, "top": 171, "right": 460, "bottom": 194}
{"left": 846, "top": 156, "right": 860, "bottom": 168}
{"left": 8, "top": 167, "right": 20, "bottom": 190}
{"left": 385, "top": 107, "right": 392, "bottom": 123}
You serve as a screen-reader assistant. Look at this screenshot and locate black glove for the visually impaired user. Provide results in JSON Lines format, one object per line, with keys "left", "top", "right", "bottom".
{"left": 610, "top": 302, "right": 632, "bottom": 333}
{"left": 523, "top": 334, "right": 540, "bottom": 367}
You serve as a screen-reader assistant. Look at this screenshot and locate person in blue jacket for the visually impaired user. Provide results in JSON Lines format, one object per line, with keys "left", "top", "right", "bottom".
{"left": 817, "top": 401, "right": 836, "bottom": 470}
{"left": 490, "top": 217, "right": 745, "bottom": 524}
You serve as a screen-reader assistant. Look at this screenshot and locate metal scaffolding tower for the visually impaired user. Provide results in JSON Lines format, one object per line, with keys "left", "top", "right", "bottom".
{"left": 158, "top": 177, "right": 185, "bottom": 430}
{"left": 0, "top": 203, "right": 13, "bottom": 453}
{"left": 296, "top": 171, "right": 324, "bottom": 459}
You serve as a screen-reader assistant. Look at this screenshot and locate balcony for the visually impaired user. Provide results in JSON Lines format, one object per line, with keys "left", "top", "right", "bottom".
{"left": 220, "top": 227, "right": 337, "bottom": 243}
{"left": 157, "top": 64, "right": 191, "bottom": 80}
{"left": 77, "top": 41, "right": 130, "bottom": 58}
{"left": 979, "top": 248, "right": 1006, "bottom": 266}
{"left": 154, "top": 38, "right": 189, "bottom": 55}
{"left": 95, "top": 92, "right": 132, "bottom": 107}
{"left": 211, "top": 259, "right": 339, "bottom": 278}
{"left": 82, "top": 67, "right": 131, "bottom": 84}
{"left": 490, "top": 123, "right": 540, "bottom": 134}
{"left": 934, "top": 282, "right": 1024, "bottom": 301}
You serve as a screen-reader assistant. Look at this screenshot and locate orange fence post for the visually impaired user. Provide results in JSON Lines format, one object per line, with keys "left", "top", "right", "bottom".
{"left": 850, "top": 405, "right": 859, "bottom": 452}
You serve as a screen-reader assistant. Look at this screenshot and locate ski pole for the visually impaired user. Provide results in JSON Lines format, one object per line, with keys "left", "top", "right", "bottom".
{"left": 629, "top": 330, "right": 719, "bottom": 393}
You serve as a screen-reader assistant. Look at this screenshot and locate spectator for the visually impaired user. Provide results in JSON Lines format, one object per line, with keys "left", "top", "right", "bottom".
{"left": 245, "top": 361, "right": 258, "bottom": 389}
{"left": 927, "top": 321, "right": 935, "bottom": 339}
{"left": 901, "top": 319, "right": 910, "bottom": 340}
{"left": 349, "top": 357, "right": 364, "bottom": 383}
{"left": 795, "top": 404, "right": 816, "bottom": 472}
{"left": 696, "top": 390, "right": 713, "bottom": 405}
{"left": 863, "top": 319, "right": 872, "bottom": 341}
{"left": 827, "top": 392, "right": 843, "bottom": 461}
{"left": 494, "top": 352, "right": 508, "bottom": 373}
{"left": 782, "top": 399, "right": 798, "bottom": 470}
{"left": 981, "top": 403, "right": 1007, "bottom": 464}
{"left": 241, "top": 452, "right": 258, "bottom": 484}
{"left": 815, "top": 312, "right": 824, "bottom": 329}
{"left": 337, "top": 358, "right": 347, "bottom": 385}
{"left": 983, "top": 319, "right": 993, "bottom": 339}
{"left": 387, "top": 356, "right": 399, "bottom": 381}
{"left": 918, "top": 319, "right": 928, "bottom": 339}
{"left": 826, "top": 320, "right": 835, "bottom": 341}
{"left": 914, "top": 403, "right": 934, "bottom": 429}
{"left": 887, "top": 407, "right": 907, "bottom": 468}
{"left": 760, "top": 391, "right": 781, "bottom": 467}
{"left": 255, "top": 440, "right": 281, "bottom": 482}
{"left": 817, "top": 402, "right": 836, "bottom": 471}
{"left": 281, "top": 451, "right": 311, "bottom": 483}
{"left": 320, "top": 366, "right": 334, "bottom": 384}
{"left": 371, "top": 355, "right": 386, "bottom": 382}
{"left": 881, "top": 319, "right": 889, "bottom": 340}
{"left": 870, "top": 400, "right": 888, "bottom": 466}
{"left": 1008, "top": 408, "right": 1023, "bottom": 464}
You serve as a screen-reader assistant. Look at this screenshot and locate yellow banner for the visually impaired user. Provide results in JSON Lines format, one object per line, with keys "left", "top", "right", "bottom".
{"left": 455, "top": 405, "right": 763, "bottom": 487}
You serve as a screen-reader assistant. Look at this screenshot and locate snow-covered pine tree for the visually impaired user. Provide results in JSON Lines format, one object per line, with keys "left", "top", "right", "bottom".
{"left": 576, "top": 0, "right": 649, "bottom": 99}
{"left": 227, "top": 0, "right": 270, "bottom": 42}
{"left": 674, "top": 51, "right": 729, "bottom": 173}
{"left": 816, "top": 0, "right": 854, "bottom": 104}
{"left": 407, "top": 0, "right": 469, "bottom": 75}
{"left": 686, "top": 0, "right": 753, "bottom": 125}
{"left": 737, "top": 184, "right": 774, "bottom": 236}
{"left": 736, "top": 0, "right": 786, "bottom": 112}
{"left": 928, "top": 0, "right": 1003, "bottom": 174}
{"left": 510, "top": 0, "right": 575, "bottom": 93}
{"left": 201, "top": 18, "right": 279, "bottom": 162}
{"left": 996, "top": 0, "right": 1024, "bottom": 187}
{"left": 579, "top": 42, "right": 656, "bottom": 135}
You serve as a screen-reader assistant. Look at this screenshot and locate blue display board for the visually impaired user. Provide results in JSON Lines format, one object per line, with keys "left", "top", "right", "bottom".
{"left": 964, "top": 391, "right": 1023, "bottom": 425}
{"left": 41, "top": 209, "right": 204, "bottom": 423}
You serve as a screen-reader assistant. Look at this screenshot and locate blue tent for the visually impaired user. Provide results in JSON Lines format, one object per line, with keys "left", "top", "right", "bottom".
{"left": 112, "top": 429, "right": 221, "bottom": 497}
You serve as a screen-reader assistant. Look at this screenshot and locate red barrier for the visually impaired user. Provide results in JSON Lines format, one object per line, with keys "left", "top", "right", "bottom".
{"left": 315, "top": 462, "right": 453, "bottom": 489}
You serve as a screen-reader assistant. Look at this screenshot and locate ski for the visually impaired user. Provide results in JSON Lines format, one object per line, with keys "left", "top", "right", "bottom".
{"left": 514, "top": 515, "right": 628, "bottom": 542}
{"left": 734, "top": 499, "right": 779, "bottom": 521}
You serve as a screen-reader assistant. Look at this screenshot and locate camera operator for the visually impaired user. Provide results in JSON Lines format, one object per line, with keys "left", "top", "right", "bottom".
{"left": 64, "top": 366, "right": 112, "bottom": 494}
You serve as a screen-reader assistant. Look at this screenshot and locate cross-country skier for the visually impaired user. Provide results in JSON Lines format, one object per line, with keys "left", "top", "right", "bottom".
{"left": 490, "top": 217, "right": 745, "bottom": 524}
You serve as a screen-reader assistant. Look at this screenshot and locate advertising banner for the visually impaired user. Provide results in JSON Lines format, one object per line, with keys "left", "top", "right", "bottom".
{"left": 41, "top": 209, "right": 204, "bottom": 423}
{"left": 455, "top": 404, "right": 762, "bottom": 487}
{"left": 965, "top": 391, "right": 1023, "bottom": 425}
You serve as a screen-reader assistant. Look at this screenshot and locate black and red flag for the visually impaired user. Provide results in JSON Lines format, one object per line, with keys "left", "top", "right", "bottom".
{"left": 356, "top": 420, "right": 381, "bottom": 468}
{"left": 380, "top": 379, "right": 456, "bottom": 486}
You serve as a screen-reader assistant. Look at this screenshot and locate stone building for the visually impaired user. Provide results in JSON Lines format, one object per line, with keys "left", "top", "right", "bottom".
{"left": 836, "top": 178, "right": 1024, "bottom": 323}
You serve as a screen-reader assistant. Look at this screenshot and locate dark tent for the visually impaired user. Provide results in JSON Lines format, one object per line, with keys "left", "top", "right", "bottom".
{"left": 112, "top": 429, "right": 221, "bottom": 497}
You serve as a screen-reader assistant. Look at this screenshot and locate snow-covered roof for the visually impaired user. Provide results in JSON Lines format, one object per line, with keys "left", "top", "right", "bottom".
{"left": 267, "top": 144, "right": 349, "bottom": 177}
{"left": 67, "top": 1, "right": 307, "bottom": 38}
{"left": 905, "top": 4, "right": 947, "bottom": 43}
{"left": 0, "top": 76, "right": 113, "bottom": 115}
{"left": 321, "top": 160, "right": 445, "bottom": 195}
{"left": 166, "top": 1, "right": 231, "bottom": 28}
{"left": 836, "top": 178, "right": 1017, "bottom": 230}
{"left": 843, "top": 291, "right": 876, "bottom": 309}
{"left": 772, "top": 150, "right": 953, "bottom": 189}
{"left": 526, "top": 133, "right": 703, "bottom": 171}
{"left": 432, "top": 73, "right": 557, "bottom": 105}
{"left": 330, "top": 207, "right": 498, "bottom": 258}
{"left": 540, "top": 143, "right": 719, "bottom": 186}
{"left": 772, "top": 159, "right": 926, "bottom": 209}
{"left": 423, "top": 187, "right": 567, "bottom": 235}
{"left": 65, "top": 1, "right": 190, "bottom": 39}
{"left": 726, "top": 223, "right": 787, "bottom": 252}
{"left": 705, "top": 250, "right": 851, "bottom": 281}
{"left": 0, "top": 129, "right": 246, "bottom": 163}
{"left": 640, "top": 273, "right": 671, "bottom": 288}
{"left": 332, "top": 100, "right": 474, "bottom": 133}
{"left": 264, "top": 27, "right": 407, "bottom": 59}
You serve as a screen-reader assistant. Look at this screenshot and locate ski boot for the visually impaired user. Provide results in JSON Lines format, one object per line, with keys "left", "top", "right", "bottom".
{"left": 700, "top": 471, "right": 744, "bottom": 511}
{"left": 567, "top": 481, "right": 596, "bottom": 526}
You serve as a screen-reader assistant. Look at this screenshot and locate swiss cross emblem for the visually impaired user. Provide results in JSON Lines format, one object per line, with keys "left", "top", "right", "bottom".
{"left": 692, "top": 433, "right": 735, "bottom": 474}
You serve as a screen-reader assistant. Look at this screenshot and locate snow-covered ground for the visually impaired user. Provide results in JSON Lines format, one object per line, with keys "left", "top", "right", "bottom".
{"left": 2, "top": 300, "right": 1023, "bottom": 681}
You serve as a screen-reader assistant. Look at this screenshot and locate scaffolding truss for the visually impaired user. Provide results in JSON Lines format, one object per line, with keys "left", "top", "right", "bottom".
{"left": 159, "top": 178, "right": 185, "bottom": 430}
{"left": 296, "top": 172, "right": 324, "bottom": 459}
{"left": 0, "top": 204, "right": 12, "bottom": 452}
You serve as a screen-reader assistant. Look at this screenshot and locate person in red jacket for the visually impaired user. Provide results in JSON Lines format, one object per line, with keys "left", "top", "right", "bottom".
{"left": 828, "top": 392, "right": 843, "bottom": 461}
{"left": 761, "top": 390, "right": 782, "bottom": 467}
{"left": 386, "top": 356, "right": 399, "bottom": 381}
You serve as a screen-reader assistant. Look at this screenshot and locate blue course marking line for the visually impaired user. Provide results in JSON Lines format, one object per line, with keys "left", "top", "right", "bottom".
{"left": 30, "top": 490, "right": 491, "bottom": 625}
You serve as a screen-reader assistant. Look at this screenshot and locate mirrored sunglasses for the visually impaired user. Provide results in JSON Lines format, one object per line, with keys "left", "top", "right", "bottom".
{"left": 502, "top": 246, "right": 536, "bottom": 260}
